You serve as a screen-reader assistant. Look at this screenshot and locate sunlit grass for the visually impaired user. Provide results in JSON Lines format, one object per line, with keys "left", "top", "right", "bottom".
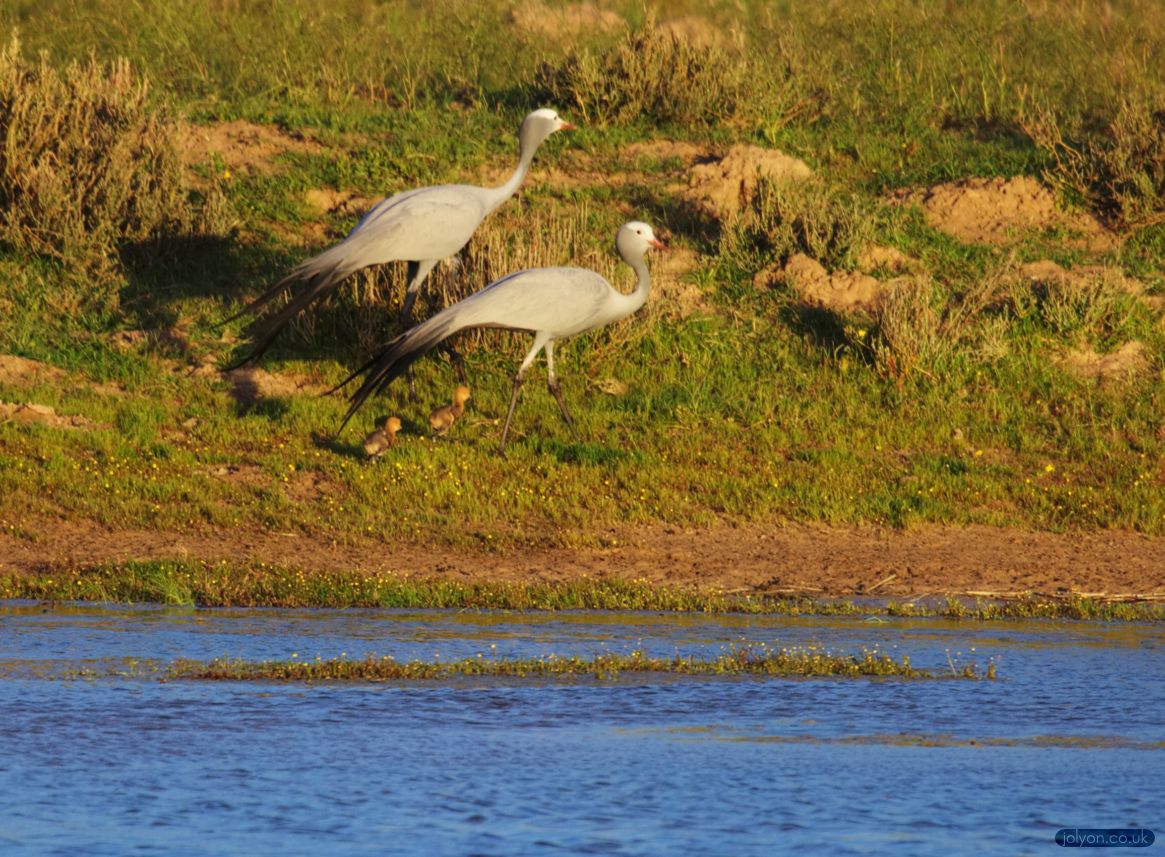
{"left": 0, "top": 0, "right": 1163, "bottom": 563}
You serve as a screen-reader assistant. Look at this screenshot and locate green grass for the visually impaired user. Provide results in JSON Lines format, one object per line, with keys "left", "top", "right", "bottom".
{"left": 1, "top": 1, "right": 1164, "bottom": 564}
{"left": 4, "top": 562, "right": 1163, "bottom": 621}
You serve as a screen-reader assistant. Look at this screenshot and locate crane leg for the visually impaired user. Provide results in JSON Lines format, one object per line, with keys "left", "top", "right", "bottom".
{"left": 544, "top": 342, "right": 580, "bottom": 442}
{"left": 498, "top": 371, "right": 527, "bottom": 457}
{"left": 399, "top": 259, "right": 439, "bottom": 402}
{"left": 398, "top": 259, "right": 439, "bottom": 326}
{"left": 548, "top": 380, "right": 580, "bottom": 442}
{"left": 439, "top": 339, "right": 467, "bottom": 384}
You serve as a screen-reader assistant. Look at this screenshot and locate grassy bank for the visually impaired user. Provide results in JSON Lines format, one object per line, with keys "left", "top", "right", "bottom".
{"left": 4, "top": 561, "right": 1163, "bottom": 621}
{"left": 0, "top": 2, "right": 1163, "bottom": 554}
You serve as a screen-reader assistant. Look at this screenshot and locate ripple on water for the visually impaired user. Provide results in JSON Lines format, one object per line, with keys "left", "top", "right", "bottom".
{"left": 0, "top": 604, "right": 1162, "bottom": 856}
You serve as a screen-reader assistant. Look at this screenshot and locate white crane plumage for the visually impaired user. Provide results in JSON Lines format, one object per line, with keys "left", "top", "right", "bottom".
{"left": 230, "top": 109, "right": 573, "bottom": 364}
{"left": 334, "top": 221, "right": 664, "bottom": 454}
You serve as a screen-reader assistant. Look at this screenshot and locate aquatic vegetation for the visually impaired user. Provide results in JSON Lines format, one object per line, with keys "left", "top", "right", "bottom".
{"left": 158, "top": 646, "right": 984, "bottom": 682}
{"left": 3, "top": 561, "right": 1162, "bottom": 622}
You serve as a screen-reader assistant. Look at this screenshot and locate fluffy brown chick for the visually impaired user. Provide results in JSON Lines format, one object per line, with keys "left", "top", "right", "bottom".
{"left": 362, "top": 416, "right": 402, "bottom": 458}
{"left": 428, "top": 385, "right": 471, "bottom": 436}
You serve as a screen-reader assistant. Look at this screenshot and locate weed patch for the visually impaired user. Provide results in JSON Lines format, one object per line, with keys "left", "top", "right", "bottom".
{"left": 535, "top": 11, "right": 754, "bottom": 128}
{"left": 0, "top": 37, "right": 213, "bottom": 271}
{"left": 1025, "top": 98, "right": 1165, "bottom": 230}
{"left": 719, "top": 177, "right": 874, "bottom": 274}
{"left": 158, "top": 646, "right": 972, "bottom": 682}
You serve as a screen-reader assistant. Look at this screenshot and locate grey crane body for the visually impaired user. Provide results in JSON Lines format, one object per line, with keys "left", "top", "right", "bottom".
{"left": 334, "top": 221, "right": 663, "bottom": 454}
{"left": 230, "top": 109, "right": 572, "bottom": 365}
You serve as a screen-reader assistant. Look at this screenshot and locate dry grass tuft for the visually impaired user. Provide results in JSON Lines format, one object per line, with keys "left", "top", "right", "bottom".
{"left": 720, "top": 176, "right": 873, "bottom": 273}
{"left": 1024, "top": 98, "right": 1165, "bottom": 230}
{"left": 0, "top": 35, "right": 214, "bottom": 275}
{"left": 535, "top": 10, "right": 750, "bottom": 127}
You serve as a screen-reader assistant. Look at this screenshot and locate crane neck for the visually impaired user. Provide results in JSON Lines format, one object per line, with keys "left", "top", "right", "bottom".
{"left": 484, "top": 141, "right": 538, "bottom": 214}
{"left": 617, "top": 251, "right": 652, "bottom": 317}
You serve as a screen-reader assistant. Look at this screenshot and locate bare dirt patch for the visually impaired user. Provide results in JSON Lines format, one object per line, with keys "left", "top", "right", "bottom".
{"left": 178, "top": 120, "right": 321, "bottom": 177}
{"left": 0, "top": 401, "right": 100, "bottom": 430}
{"left": 509, "top": 1, "right": 623, "bottom": 39}
{"left": 2, "top": 518, "right": 1163, "bottom": 600}
{"left": 225, "top": 367, "right": 329, "bottom": 403}
{"left": 657, "top": 15, "right": 728, "bottom": 48}
{"left": 1060, "top": 341, "right": 1150, "bottom": 385}
{"left": 0, "top": 355, "right": 64, "bottom": 386}
{"left": 652, "top": 247, "right": 709, "bottom": 319}
{"left": 303, "top": 188, "right": 379, "bottom": 219}
{"left": 755, "top": 253, "right": 917, "bottom": 317}
{"left": 1019, "top": 259, "right": 1145, "bottom": 296}
{"left": 893, "top": 176, "right": 1114, "bottom": 248}
{"left": 685, "top": 145, "right": 813, "bottom": 221}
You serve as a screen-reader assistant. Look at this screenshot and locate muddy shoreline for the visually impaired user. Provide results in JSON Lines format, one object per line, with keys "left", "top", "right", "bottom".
{"left": 3, "top": 518, "right": 1163, "bottom": 600}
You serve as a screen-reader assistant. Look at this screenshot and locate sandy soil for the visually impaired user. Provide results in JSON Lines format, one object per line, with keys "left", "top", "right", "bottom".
{"left": 892, "top": 176, "right": 1114, "bottom": 249}
{"left": 3, "top": 517, "right": 1163, "bottom": 599}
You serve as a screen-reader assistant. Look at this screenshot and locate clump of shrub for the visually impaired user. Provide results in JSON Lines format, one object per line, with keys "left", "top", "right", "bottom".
{"left": 0, "top": 35, "right": 196, "bottom": 270}
{"left": 719, "top": 176, "right": 874, "bottom": 273}
{"left": 1024, "top": 98, "right": 1165, "bottom": 230}
{"left": 534, "top": 11, "right": 752, "bottom": 127}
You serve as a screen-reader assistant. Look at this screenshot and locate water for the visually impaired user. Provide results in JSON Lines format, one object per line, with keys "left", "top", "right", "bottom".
{"left": 0, "top": 602, "right": 1161, "bottom": 856}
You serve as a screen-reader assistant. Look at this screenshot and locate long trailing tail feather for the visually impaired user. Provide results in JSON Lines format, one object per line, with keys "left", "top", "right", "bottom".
{"left": 335, "top": 312, "right": 464, "bottom": 433}
{"left": 225, "top": 251, "right": 358, "bottom": 368}
{"left": 218, "top": 267, "right": 306, "bottom": 328}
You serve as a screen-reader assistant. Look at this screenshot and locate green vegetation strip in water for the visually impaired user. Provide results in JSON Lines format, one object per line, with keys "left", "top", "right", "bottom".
{"left": 156, "top": 648, "right": 990, "bottom": 681}
{"left": 3, "top": 560, "right": 1162, "bottom": 622}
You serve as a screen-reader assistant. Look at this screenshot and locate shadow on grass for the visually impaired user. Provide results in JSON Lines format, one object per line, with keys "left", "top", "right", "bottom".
{"left": 231, "top": 394, "right": 293, "bottom": 421}
{"left": 311, "top": 430, "right": 366, "bottom": 461}
{"left": 780, "top": 303, "right": 853, "bottom": 358}
{"left": 529, "top": 436, "right": 635, "bottom": 466}
{"left": 624, "top": 185, "right": 721, "bottom": 254}
{"left": 118, "top": 232, "right": 300, "bottom": 330}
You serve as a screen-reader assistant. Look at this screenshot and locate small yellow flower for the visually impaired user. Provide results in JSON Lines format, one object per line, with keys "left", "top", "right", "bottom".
{"left": 1044, "top": 463, "right": 1055, "bottom": 473}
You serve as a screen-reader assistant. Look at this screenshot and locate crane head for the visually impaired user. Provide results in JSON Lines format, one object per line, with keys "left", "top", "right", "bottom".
{"left": 520, "top": 108, "right": 574, "bottom": 152}
{"left": 616, "top": 221, "right": 664, "bottom": 260}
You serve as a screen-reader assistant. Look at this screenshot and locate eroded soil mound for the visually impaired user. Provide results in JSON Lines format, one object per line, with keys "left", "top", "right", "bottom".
{"left": 894, "top": 177, "right": 1113, "bottom": 248}
{"left": 685, "top": 145, "right": 812, "bottom": 220}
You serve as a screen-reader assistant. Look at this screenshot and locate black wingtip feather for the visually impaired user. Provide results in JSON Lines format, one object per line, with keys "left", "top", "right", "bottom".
{"left": 336, "top": 316, "right": 462, "bottom": 434}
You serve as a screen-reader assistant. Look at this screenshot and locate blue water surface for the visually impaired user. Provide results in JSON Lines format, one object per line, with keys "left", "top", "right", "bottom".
{"left": 0, "top": 602, "right": 1161, "bottom": 856}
